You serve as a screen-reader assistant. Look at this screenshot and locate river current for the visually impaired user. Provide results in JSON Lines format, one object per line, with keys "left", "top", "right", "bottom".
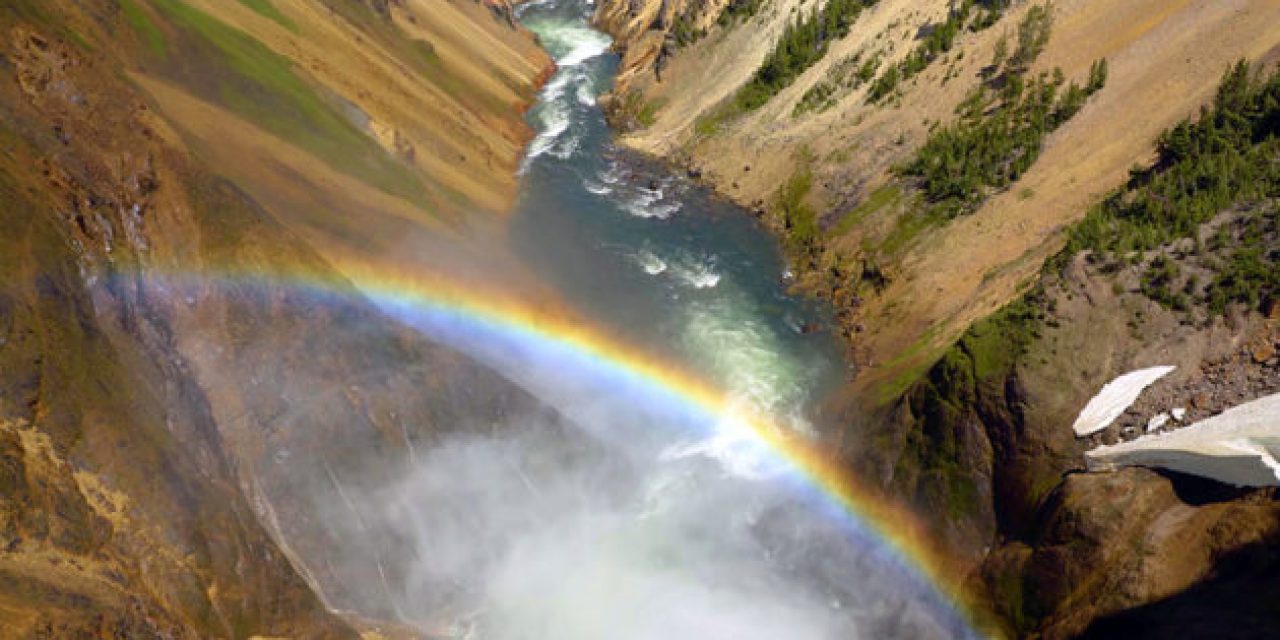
{"left": 361, "top": 2, "right": 976, "bottom": 638}
{"left": 509, "top": 3, "right": 841, "bottom": 429}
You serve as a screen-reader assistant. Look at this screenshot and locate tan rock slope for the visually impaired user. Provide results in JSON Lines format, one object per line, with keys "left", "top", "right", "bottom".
{"left": 596, "top": 0, "right": 1280, "bottom": 397}
{"left": 0, "top": 0, "right": 551, "bottom": 635}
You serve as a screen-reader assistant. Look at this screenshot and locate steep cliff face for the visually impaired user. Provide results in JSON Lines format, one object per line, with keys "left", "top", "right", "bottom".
{"left": 117, "top": 0, "right": 551, "bottom": 276}
{"left": 843, "top": 63, "right": 1280, "bottom": 635}
{"left": 0, "top": 30, "right": 349, "bottom": 633}
{"left": 594, "top": 1, "right": 1280, "bottom": 636}
{"left": 866, "top": 252, "right": 1280, "bottom": 637}
{"left": 0, "top": 0, "right": 550, "bottom": 636}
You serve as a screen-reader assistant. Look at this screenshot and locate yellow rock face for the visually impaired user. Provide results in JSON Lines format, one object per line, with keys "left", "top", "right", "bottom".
{"left": 0, "top": 1, "right": 553, "bottom": 636}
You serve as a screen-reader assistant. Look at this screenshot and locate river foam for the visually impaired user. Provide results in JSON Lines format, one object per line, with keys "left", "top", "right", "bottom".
{"left": 671, "top": 258, "right": 721, "bottom": 289}
{"left": 632, "top": 249, "right": 668, "bottom": 275}
{"left": 519, "top": 21, "right": 610, "bottom": 169}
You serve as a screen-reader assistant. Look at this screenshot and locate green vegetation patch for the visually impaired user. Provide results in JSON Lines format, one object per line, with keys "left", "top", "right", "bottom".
{"left": 149, "top": 0, "right": 432, "bottom": 210}
{"left": 62, "top": 27, "right": 93, "bottom": 53}
{"left": 693, "top": 98, "right": 740, "bottom": 137}
{"left": 775, "top": 166, "right": 818, "bottom": 254}
{"left": 1007, "top": 2, "right": 1053, "bottom": 72}
{"left": 897, "top": 58, "right": 1106, "bottom": 219}
{"left": 897, "top": 347, "right": 980, "bottom": 517}
{"left": 718, "top": 0, "right": 765, "bottom": 27}
{"left": 615, "top": 90, "right": 667, "bottom": 129}
{"left": 874, "top": 195, "right": 936, "bottom": 256}
{"left": 1204, "top": 210, "right": 1279, "bottom": 314}
{"left": 237, "top": 0, "right": 298, "bottom": 33}
{"left": 121, "top": 0, "right": 168, "bottom": 59}
{"left": 962, "top": 294, "right": 1043, "bottom": 382}
{"left": 794, "top": 50, "right": 880, "bottom": 117}
{"left": 883, "top": 287, "right": 1047, "bottom": 528}
{"left": 734, "top": 0, "right": 876, "bottom": 113}
{"left": 832, "top": 182, "right": 901, "bottom": 236}
{"left": 672, "top": 13, "right": 706, "bottom": 48}
{"left": 872, "top": 323, "right": 949, "bottom": 405}
{"left": 1059, "top": 60, "right": 1280, "bottom": 315}
{"left": 672, "top": 0, "right": 765, "bottom": 48}
{"left": 637, "top": 98, "right": 665, "bottom": 128}
{"left": 866, "top": 0, "right": 1010, "bottom": 104}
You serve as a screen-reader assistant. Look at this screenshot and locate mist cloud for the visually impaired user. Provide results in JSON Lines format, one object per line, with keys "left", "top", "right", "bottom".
{"left": 373, "top": 414, "right": 858, "bottom": 640}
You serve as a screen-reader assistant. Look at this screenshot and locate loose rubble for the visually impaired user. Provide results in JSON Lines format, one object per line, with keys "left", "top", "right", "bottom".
{"left": 1108, "top": 322, "right": 1280, "bottom": 441}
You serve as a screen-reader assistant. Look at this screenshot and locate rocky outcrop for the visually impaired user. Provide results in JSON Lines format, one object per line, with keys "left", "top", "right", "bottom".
{"left": 1086, "top": 394, "right": 1280, "bottom": 487}
{"left": 844, "top": 222, "right": 1280, "bottom": 635}
{"left": 981, "top": 468, "right": 1278, "bottom": 639}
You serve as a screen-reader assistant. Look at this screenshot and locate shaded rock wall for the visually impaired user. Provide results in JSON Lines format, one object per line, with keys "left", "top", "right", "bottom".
{"left": 0, "top": 0, "right": 553, "bottom": 635}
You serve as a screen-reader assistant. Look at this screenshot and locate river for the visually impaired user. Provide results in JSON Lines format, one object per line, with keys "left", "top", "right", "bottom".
{"left": 366, "top": 2, "right": 976, "bottom": 638}
{"left": 509, "top": 3, "right": 842, "bottom": 430}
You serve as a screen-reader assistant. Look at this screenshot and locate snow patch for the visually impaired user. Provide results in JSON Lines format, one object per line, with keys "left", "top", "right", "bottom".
{"left": 1071, "top": 366, "right": 1176, "bottom": 437}
{"left": 1146, "top": 413, "right": 1170, "bottom": 432}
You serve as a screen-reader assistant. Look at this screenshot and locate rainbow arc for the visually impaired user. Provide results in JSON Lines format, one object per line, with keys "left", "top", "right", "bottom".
{"left": 149, "top": 260, "right": 987, "bottom": 637}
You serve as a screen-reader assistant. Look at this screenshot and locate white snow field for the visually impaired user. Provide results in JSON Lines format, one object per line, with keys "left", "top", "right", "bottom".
{"left": 1085, "top": 393, "right": 1280, "bottom": 487}
{"left": 1072, "top": 366, "right": 1177, "bottom": 437}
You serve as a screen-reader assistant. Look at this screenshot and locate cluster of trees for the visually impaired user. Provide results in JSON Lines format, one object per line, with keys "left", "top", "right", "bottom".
{"left": 897, "top": 58, "right": 1107, "bottom": 219}
{"left": 672, "top": 14, "right": 705, "bottom": 47}
{"left": 1005, "top": 2, "right": 1052, "bottom": 73}
{"left": 793, "top": 50, "right": 880, "bottom": 116}
{"left": 866, "top": 0, "right": 1011, "bottom": 104}
{"left": 735, "top": 0, "right": 876, "bottom": 111}
{"left": 674, "top": 0, "right": 764, "bottom": 49}
{"left": 794, "top": 77, "right": 841, "bottom": 116}
{"left": 1062, "top": 60, "right": 1280, "bottom": 314}
{"left": 1139, "top": 254, "right": 1189, "bottom": 311}
{"left": 718, "top": 0, "right": 766, "bottom": 27}
{"left": 1205, "top": 211, "right": 1279, "bottom": 314}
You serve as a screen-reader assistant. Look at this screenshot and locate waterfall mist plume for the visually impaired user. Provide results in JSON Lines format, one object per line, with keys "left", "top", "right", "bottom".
{"left": 298, "top": 291, "right": 963, "bottom": 640}
{"left": 190, "top": 0, "right": 973, "bottom": 636}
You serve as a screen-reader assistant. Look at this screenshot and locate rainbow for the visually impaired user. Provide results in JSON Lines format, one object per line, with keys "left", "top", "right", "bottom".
{"left": 149, "top": 260, "right": 988, "bottom": 637}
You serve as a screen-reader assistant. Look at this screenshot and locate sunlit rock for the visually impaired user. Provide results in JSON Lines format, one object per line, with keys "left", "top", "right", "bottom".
{"left": 1086, "top": 393, "right": 1280, "bottom": 487}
